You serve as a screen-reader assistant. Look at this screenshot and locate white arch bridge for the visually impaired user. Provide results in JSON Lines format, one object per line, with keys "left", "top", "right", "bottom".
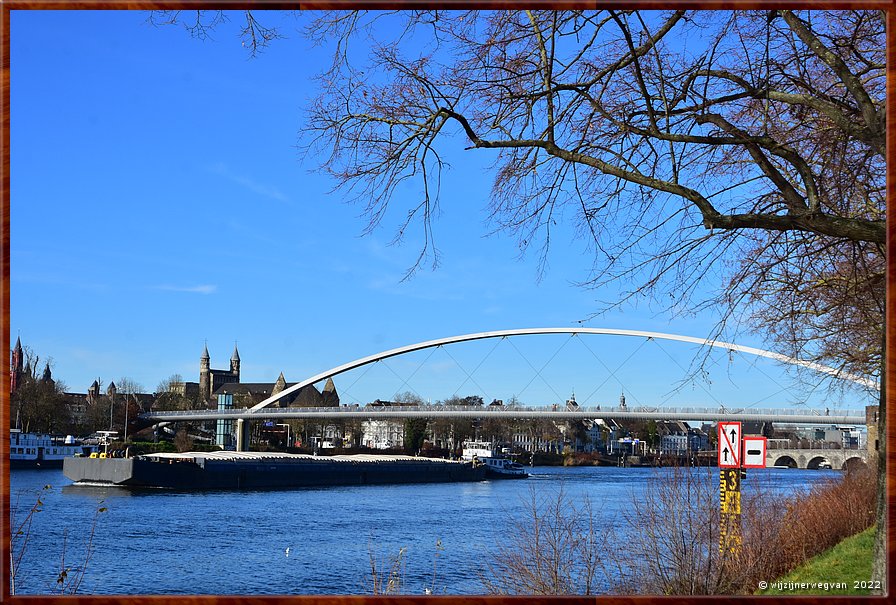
{"left": 138, "top": 327, "right": 874, "bottom": 434}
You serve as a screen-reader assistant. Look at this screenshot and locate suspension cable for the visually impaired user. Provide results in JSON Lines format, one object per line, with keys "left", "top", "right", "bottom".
{"left": 730, "top": 348, "right": 821, "bottom": 410}
{"left": 339, "top": 357, "right": 380, "bottom": 404}
{"left": 647, "top": 336, "right": 723, "bottom": 407}
{"left": 379, "top": 358, "right": 428, "bottom": 403}
{"left": 388, "top": 344, "right": 441, "bottom": 399}
{"left": 447, "top": 337, "right": 504, "bottom": 400}
{"left": 506, "top": 334, "right": 573, "bottom": 403}
{"left": 576, "top": 334, "right": 650, "bottom": 406}
{"left": 439, "top": 345, "right": 491, "bottom": 402}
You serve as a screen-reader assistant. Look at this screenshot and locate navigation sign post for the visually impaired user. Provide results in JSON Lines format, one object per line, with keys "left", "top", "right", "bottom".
{"left": 718, "top": 421, "right": 743, "bottom": 559}
{"left": 742, "top": 436, "right": 768, "bottom": 469}
{"left": 718, "top": 422, "right": 741, "bottom": 468}
{"left": 719, "top": 468, "right": 743, "bottom": 556}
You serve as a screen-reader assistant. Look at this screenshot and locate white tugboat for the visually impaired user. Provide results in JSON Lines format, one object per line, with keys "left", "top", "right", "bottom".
{"left": 461, "top": 441, "right": 529, "bottom": 479}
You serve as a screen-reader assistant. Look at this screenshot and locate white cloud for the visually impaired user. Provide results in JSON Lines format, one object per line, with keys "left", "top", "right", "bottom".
{"left": 154, "top": 284, "right": 217, "bottom": 295}
{"left": 207, "top": 162, "right": 290, "bottom": 203}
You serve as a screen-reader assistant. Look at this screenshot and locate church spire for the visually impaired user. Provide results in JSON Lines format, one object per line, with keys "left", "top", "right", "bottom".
{"left": 41, "top": 362, "right": 53, "bottom": 383}
{"left": 200, "top": 342, "right": 211, "bottom": 403}
{"left": 272, "top": 372, "right": 287, "bottom": 396}
{"left": 230, "top": 342, "right": 241, "bottom": 377}
{"left": 321, "top": 377, "right": 340, "bottom": 407}
{"left": 10, "top": 334, "right": 24, "bottom": 394}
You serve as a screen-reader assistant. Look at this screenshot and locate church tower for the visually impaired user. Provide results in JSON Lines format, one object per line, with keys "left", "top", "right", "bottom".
{"left": 272, "top": 372, "right": 287, "bottom": 395}
{"left": 10, "top": 336, "right": 23, "bottom": 394}
{"left": 230, "top": 343, "right": 241, "bottom": 380}
{"left": 41, "top": 362, "right": 54, "bottom": 386}
{"left": 88, "top": 379, "right": 100, "bottom": 403}
{"left": 200, "top": 343, "right": 211, "bottom": 401}
{"left": 321, "top": 377, "right": 340, "bottom": 407}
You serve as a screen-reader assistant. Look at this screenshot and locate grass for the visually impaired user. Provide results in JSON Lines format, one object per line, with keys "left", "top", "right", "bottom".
{"left": 756, "top": 526, "right": 877, "bottom": 596}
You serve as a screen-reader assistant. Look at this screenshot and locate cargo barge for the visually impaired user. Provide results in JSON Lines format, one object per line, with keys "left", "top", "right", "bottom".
{"left": 63, "top": 451, "right": 487, "bottom": 489}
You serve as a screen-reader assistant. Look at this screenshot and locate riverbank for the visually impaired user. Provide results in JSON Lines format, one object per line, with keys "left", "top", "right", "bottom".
{"left": 756, "top": 526, "right": 876, "bottom": 596}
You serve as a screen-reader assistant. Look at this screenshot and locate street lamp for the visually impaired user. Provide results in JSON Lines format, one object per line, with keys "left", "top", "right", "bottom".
{"left": 124, "top": 390, "right": 133, "bottom": 443}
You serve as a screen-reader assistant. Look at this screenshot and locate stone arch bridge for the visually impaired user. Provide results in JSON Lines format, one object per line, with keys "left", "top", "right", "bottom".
{"left": 767, "top": 447, "right": 868, "bottom": 470}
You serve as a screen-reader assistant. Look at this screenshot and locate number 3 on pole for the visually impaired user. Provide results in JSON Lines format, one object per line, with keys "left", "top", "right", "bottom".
{"left": 718, "top": 422, "right": 742, "bottom": 468}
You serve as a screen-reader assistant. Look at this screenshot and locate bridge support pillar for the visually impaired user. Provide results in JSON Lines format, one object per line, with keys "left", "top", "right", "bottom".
{"left": 235, "top": 419, "right": 251, "bottom": 452}
{"left": 866, "top": 405, "right": 879, "bottom": 467}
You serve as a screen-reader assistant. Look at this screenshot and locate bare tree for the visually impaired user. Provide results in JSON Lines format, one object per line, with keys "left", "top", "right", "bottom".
{"left": 11, "top": 347, "right": 72, "bottom": 434}
{"left": 115, "top": 377, "right": 144, "bottom": 440}
{"left": 483, "top": 486, "right": 610, "bottom": 595}
{"left": 302, "top": 10, "right": 883, "bottom": 379}
{"left": 615, "top": 467, "right": 727, "bottom": 594}
{"left": 173, "top": 429, "right": 194, "bottom": 452}
{"left": 149, "top": 10, "right": 284, "bottom": 57}
{"left": 154, "top": 374, "right": 202, "bottom": 411}
{"left": 393, "top": 391, "right": 428, "bottom": 453}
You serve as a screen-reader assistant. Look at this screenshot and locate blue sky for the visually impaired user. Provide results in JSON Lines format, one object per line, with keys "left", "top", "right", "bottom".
{"left": 10, "top": 10, "right": 874, "bottom": 412}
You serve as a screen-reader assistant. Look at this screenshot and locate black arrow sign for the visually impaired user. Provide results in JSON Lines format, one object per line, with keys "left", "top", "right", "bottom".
{"left": 730, "top": 429, "right": 737, "bottom": 442}
{"left": 722, "top": 447, "right": 729, "bottom": 461}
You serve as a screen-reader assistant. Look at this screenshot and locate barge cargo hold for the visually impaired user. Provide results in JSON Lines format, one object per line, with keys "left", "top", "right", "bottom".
{"left": 63, "top": 451, "right": 487, "bottom": 489}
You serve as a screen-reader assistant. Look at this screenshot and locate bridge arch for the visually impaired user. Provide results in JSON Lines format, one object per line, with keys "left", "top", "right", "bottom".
{"left": 806, "top": 455, "right": 831, "bottom": 470}
{"left": 843, "top": 457, "right": 867, "bottom": 471}
{"left": 248, "top": 327, "right": 877, "bottom": 412}
{"left": 772, "top": 455, "right": 798, "bottom": 468}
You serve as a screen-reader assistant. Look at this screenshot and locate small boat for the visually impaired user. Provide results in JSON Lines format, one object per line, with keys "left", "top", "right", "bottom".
{"left": 461, "top": 440, "right": 529, "bottom": 479}
{"left": 9, "top": 429, "right": 98, "bottom": 469}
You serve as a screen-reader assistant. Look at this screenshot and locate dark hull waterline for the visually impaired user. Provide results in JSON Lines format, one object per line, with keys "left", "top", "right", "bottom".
{"left": 63, "top": 452, "right": 487, "bottom": 490}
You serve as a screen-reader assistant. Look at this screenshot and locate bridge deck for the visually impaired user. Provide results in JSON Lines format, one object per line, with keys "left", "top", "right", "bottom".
{"left": 139, "top": 405, "right": 866, "bottom": 425}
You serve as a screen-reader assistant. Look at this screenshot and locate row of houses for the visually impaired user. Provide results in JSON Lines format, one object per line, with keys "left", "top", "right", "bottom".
{"left": 272, "top": 414, "right": 713, "bottom": 455}
{"left": 274, "top": 397, "right": 865, "bottom": 456}
{"left": 257, "top": 395, "right": 718, "bottom": 455}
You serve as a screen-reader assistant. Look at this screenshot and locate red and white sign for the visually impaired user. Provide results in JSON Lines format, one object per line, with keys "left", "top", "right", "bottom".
{"left": 718, "top": 422, "right": 741, "bottom": 468}
{"left": 742, "top": 436, "right": 768, "bottom": 468}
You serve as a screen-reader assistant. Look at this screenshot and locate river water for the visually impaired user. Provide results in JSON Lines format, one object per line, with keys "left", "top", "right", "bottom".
{"left": 9, "top": 465, "right": 838, "bottom": 595}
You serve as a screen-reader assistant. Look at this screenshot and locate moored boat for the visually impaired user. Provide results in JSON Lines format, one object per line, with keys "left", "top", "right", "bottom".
{"left": 461, "top": 440, "right": 529, "bottom": 479}
{"left": 10, "top": 429, "right": 97, "bottom": 469}
{"left": 63, "top": 451, "right": 487, "bottom": 489}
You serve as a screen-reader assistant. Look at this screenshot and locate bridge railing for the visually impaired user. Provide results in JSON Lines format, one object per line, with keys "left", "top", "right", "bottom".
{"left": 767, "top": 441, "right": 864, "bottom": 451}
{"left": 140, "top": 404, "right": 866, "bottom": 418}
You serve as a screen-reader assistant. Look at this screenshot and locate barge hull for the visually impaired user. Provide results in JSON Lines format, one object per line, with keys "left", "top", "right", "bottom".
{"left": 64, "top": 454, "right": 486, "bottom": 489}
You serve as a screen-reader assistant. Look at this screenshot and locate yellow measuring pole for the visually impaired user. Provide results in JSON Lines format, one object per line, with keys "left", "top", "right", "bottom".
{"left": 719, "top": 468, "right": 743, "bottom": 556}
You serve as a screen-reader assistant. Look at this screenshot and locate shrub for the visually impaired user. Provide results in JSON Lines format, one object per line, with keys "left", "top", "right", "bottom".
{"left": 615, "top": 465, "right": 877, "bottom": 595}
{"left": 484, "top": 486, "right": 611, "bottom": 594}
